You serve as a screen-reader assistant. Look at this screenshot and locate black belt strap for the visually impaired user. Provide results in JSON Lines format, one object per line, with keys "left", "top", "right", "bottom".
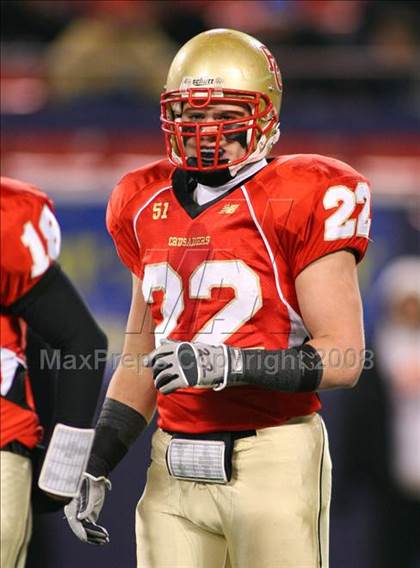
{"left": 1, "top": 440, "right": 32, "bottom": 458}
{"left": 164, "top": 429, "right": 256, "bottom": 441}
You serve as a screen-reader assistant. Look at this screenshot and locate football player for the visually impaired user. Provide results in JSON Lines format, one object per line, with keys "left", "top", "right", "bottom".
{"left": 0, "top": 177, "right": 107, "bottom": 568}
{"left": 65, "top": 29, "right": 371, "bottom": 567}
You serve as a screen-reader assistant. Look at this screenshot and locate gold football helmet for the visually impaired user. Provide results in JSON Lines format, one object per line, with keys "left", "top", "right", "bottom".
{"left": 160, "top": 28, "right": 282, "bottom": 172}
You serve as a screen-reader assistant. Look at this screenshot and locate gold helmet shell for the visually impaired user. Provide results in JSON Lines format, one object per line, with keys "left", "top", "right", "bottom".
{"left": 161, "top": 28, "right": 282, "bottom": 172}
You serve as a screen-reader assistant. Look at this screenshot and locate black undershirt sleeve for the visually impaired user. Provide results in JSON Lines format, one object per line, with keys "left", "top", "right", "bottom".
{"left": 4, "top": 263, "right": 108, "bottom": 428}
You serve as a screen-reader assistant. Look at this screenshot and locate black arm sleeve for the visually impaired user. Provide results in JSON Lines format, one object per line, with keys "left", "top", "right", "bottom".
{"left": 87, "top": 398, "right": 147, "bottom": 478}
{"left": 228, "top": 343, "right": 323, "bottom": 392}
{"left": 6, "top": 263, "right": 108, "bottom": 428}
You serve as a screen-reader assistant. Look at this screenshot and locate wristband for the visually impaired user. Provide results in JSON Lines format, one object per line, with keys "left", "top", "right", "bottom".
{"left": 87, "top": 398, "right": 147, "bottom": 478}
{"left": 228, "top": 344, "right": 323, "bottom": 392}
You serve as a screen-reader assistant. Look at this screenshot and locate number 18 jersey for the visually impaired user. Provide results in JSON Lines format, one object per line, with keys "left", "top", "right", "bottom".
{"left": 107, "top": 155, "right": 371, "bottom": 433}
{"left": 1, "top": 177, "right": 60, "bottom": 448}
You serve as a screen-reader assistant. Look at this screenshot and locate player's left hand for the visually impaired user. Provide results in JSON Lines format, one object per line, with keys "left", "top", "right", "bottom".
{"left": 64, "top": 473, "right": 111, "bottom": 545}
{"left": 144, "top": 340, "right": 230, "bottom": 394}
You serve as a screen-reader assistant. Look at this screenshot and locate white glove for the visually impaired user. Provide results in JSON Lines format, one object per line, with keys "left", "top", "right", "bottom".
{"left": 144, "top": 340, "right": 238, "bottom": 394}
{"left": 64, "top": 473, "right": 111, "bottom": 545}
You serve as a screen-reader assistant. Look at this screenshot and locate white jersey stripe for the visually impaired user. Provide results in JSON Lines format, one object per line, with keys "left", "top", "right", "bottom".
{"left": 1, "top": 348, "right": 26, "bottom": 396}
{"left": 240, "top": 184, "right": 308, "bottom": 347}
{"left": 132, "top": 185, "right": 172, "bottom": 249}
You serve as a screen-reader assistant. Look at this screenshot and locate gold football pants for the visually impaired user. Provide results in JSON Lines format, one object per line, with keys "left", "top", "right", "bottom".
{"left": 136, "top": 413, "right": 332, "bottom": 568}
{"left": 0, "top": 452, "right": 32, "bottom": 568}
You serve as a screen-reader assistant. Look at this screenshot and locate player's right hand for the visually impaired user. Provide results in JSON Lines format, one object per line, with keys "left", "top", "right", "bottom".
{"left": 144, "top": 339, "right": 234, "bottom": 394}
{"left": 64, "top": 473, "right": 111, "bottom": 545}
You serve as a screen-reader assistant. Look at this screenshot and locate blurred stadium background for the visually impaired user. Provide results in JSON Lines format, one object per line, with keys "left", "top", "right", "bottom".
{"left": 1, "top": 1, "right": 419, "bottom": 567}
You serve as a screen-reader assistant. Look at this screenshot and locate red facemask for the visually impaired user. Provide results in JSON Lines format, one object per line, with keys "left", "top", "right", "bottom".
{"left": 160, "top": 88, "right": 278, "bottom": 171}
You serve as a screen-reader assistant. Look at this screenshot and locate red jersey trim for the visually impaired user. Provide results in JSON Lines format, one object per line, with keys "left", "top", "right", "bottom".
{"left": 0, "top": 397, "right": 42, "bottom": 448}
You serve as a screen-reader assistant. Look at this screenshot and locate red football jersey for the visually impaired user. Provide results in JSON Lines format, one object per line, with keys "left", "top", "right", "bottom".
{"left": 107, "top": 155, "right": 371, "bottom": 433}
{"left": 0, "top": 177, "right": 61, "bottom": 448}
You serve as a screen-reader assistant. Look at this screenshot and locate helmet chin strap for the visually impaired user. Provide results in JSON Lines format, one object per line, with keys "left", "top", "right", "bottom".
{"left": 187, "top": 159, "right": 235, "bottom": 187}
{"left": 228, "top": 124, "right": 280, "bottom": 177}
{"left": 183, "top": 124, "right": 280, "bottom": 187}
{"left": 186, "top": 146, "right": 234, "bottom": 187}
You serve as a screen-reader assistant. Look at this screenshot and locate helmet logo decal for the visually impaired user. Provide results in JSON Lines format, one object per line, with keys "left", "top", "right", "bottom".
{"left": 180, "top": 76, "right": 224, "bottom": 90}
{"left": 260, "top": 46, "right": 282, "bottom": 90}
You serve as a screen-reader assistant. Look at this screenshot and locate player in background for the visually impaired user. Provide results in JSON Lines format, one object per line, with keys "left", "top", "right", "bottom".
{"left": 65, "top": 29, "right": 372, "bottom": 567}
{"left": 0, "top": 176, "right": 108, "bottom": 568}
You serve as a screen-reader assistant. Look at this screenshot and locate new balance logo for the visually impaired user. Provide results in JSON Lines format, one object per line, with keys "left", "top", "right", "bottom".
{"left": 219, "top": 203, "right": 239, "bottom": 215}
